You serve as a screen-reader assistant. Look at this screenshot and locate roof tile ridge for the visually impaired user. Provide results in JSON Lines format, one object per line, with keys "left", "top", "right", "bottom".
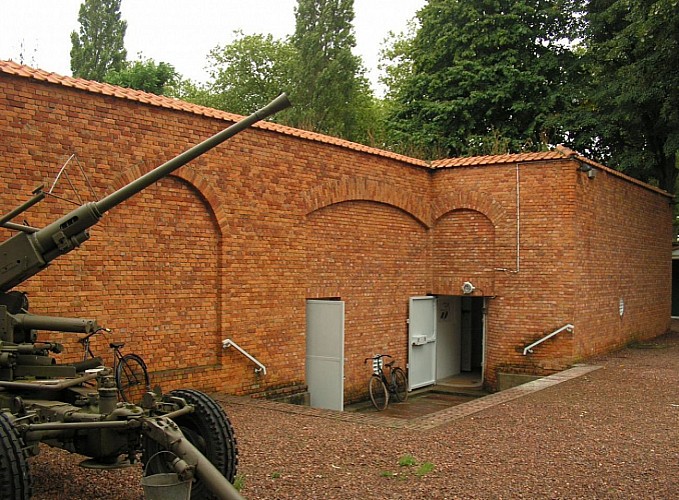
{"left": 431, "top": 149, "right": 565, "bottom": 169}
{"left": 0, "top": 60, "right": 429, "bottom": 167}
{"left": 554, "top": 145, "right": 672, "bottom": 197}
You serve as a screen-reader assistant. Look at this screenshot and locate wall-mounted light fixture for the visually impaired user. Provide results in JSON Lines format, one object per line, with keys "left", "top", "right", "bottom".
{"left": 578, "top": 162, "right": 597, "bottom": 179}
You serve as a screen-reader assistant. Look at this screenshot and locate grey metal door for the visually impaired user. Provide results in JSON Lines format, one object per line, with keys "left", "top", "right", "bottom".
{"left": 306, "top": 300, "right": 345, "bottom": 411}
{"left": 408, "top": 296, "right": 437, "bottom": 390}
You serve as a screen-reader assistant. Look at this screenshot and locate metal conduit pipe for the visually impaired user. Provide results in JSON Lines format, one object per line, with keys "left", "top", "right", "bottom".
{"left": 495, "top": 163, "right": 521, "bottom": 273}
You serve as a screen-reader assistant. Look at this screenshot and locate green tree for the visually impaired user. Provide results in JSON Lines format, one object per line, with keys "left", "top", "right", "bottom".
{"left": 568, "top": 0, "right": 679, "bottom": 192}
{"left": 70, "top": 0, "right": 127, "bottom": 81}
{"left": 104, "top": 56, "right": 178, "bottom": 95}
{"left": 290, "top": 0, "right": 377, "bottom": 142}
{"left": 202, "top": 31, "right": 297, "bottom": 115}
{"left": 383, "top": 0, "right": 585, "bottom": 158}
{"left": 166, "top": 77, "right": 213, "bottom": 105}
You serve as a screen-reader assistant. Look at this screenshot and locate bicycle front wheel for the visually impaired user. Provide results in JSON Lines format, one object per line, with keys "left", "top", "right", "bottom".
{"left": 116, "top": 353, "right": 150, "bottom": 404}
{"left": 368, "top": 375, "right": 389, "bottom": 411}
{"left": 391, "top": 367, "right": 408, "bottom": 402}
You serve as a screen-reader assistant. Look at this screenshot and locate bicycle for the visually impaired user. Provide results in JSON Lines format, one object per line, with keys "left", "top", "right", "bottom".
{"left": 363, "top": 354, "right": 408, "bottom": 411}
{"left": 77, "top": 327, "right": 150, "bottom": 404}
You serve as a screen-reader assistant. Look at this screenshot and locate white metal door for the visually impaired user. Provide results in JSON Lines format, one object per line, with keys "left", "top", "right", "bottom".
{"left": 408, "top": 296, "right": 437, "bottom": 390}
{"left": 306, "top": 300, "right": 345, "bottom": 411}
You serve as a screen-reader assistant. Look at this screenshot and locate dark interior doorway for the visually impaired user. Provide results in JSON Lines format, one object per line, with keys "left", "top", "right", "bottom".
{"left": 435, "top": 296, "right": 484, "bottom": 387}
{"left": 672, "top": 259, "right": 679, "bottom": 317}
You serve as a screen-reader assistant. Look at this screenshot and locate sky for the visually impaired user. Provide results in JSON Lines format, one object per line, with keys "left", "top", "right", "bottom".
{"left": 0, "top": 0, "right": 426, "bottom": 95}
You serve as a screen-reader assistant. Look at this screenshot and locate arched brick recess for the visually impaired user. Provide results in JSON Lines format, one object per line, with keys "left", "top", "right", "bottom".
{"left": 105, "top": 164, "right": 223, "bottom": 376}
{"left": 108, "top": 164, "right": 226, "bottom": 234}
{"left": 431, "top": 202, "right": 499, "bottom": 296}
{"left": 303, "top": 177, "right": 431, "bottom": 227}
{"left": 304, "top": 200, "right": 429, "bottom": 399}
{"left": 431, "top": 191, "right": 507, "bottom": 229}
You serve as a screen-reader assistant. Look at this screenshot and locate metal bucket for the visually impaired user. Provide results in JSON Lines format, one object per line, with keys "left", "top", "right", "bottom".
{"left": 142, "top": 451, "right": 192, "bottom": 500}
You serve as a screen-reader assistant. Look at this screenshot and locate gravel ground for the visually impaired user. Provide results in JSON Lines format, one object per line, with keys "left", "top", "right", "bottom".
{"left": 30, "top": 329, "right": 679, "bottom": 499}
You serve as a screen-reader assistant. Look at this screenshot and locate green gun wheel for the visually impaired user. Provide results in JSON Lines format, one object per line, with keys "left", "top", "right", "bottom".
{"left": 0, "top": 412, "right": 32, "bottom": 500}
{"left": 143, "top": 389, "right": 238, "bottom": 499}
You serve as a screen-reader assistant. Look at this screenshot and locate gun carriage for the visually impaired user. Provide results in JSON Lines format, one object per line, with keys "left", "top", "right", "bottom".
{"left": 0, "top": 93, "right": 291, "bottom": 499}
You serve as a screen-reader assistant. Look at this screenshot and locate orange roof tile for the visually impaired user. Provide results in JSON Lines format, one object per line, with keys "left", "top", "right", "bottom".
{"left": 0, "top": 60, "right": 671, "bottom": 196}
{"left": 0, "top": 60, "right": 427, "bottom": 167}
{"left": 431, "top": 150, "right": 566, "bottom": 168}
{"left": 433, "top": 145, "right": 669, "bottom": 196}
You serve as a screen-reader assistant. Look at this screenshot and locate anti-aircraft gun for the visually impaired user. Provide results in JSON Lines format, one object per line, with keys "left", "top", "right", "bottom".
{"left": 0, "top": 93, "right": 291, "bottom": 499}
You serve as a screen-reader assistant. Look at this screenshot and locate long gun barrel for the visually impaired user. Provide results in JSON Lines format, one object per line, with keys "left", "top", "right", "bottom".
{"left": 0, "top": 94, "right": 291, "bottom": 293}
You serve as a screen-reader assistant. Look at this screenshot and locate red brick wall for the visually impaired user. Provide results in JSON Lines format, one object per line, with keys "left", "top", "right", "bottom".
{"left": 30, "top": 177, "right": 221, "bottom": 373}
{"left": 431, "top": 160, "right": 671, "bottom": 387}
{"left": 432, "top": 209, "right": 496, "bottom": 295}
{"left": 0, "top": 74, "right": 432, "bottom": 399}
{"left": 305, "top": 201, "right": 429, "bottom": 401}
{"left": 432, "top": 161, "right": 579, "bottom": 386}
{"left": 0, "top": 72, "right": 671, "bottom": 398}
{"left": 573, "top": 168, "right": 672, "bottom": 357}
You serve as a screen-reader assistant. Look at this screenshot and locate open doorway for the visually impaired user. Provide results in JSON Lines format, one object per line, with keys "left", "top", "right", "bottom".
{"left": 435, "top": 295, "right": 485, "bottom": 388}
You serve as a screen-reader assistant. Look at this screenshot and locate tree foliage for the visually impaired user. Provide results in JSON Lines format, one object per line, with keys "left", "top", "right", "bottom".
{"left": 289, "top": 0, "right": 379, "bottom": 142}
{"left": 70, "top": 0, "right": 127, "bottom": 81}
{"left": 194, "top": 2, "right": 384, "bottom": 145}
{"left": 202, "top": 32, "right": 297, "bottom": 115}
{"left": 104, "top": 57, "right": 178, "bottom": 95}
{"left": 566, "top": 0, "right": 679, "bottom": 192}
{"left": 383, "top": 0, "right": 586, "bottom": 158}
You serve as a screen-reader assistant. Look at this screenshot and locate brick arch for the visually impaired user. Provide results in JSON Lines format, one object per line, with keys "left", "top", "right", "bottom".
{"left": 100, "top": 163, "right": 222, "bottom": 372}
{"left": 431, "top": 207, "right": 497, "bottom": 296}
{"left": 431, "top": 191, "right": 507, "bottom": 228}
{"left": 108, "top": 164, "right": 226, "bottom": 233}
{"left": 303, "top": 177, "right": 431, "bottom": 227}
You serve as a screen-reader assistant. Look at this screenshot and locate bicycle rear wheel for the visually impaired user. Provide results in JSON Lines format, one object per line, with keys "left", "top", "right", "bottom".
{"left": 391, "top": 367, "right": 408, "bottom": 402}
{"left": 368, "top": 374, "right": 389, "bottom": 411}
{"left": 115, "top": 353, "right": 150, "bottom": 404}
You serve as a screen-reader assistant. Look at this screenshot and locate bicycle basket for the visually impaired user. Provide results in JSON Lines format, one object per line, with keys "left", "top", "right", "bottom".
{"left": 371, "top": 356, "right": 383, "bottom": 375}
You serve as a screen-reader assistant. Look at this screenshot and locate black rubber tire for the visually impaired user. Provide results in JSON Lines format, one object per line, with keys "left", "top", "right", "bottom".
{"left": 368, "top": 375, "right": 389, "bottom": 411}
{"left": 115, "top": 353, "right": 150, "bottom": 404}
{"left": 391, "top": 367, "right": 408, "bottom": 402}
{"left": 0, "top": 412, "right": 32, "bottom": 500}
{"left": 143, "top": 389, "right": 238, "bottom": 499}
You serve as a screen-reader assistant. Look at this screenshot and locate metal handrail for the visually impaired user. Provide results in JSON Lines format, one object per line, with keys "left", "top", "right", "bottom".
{"left": 522, "top": 324, "right": 574, "bottom": 355}
{"left": 221, "top": 338, "right": 267, "bottom": 375}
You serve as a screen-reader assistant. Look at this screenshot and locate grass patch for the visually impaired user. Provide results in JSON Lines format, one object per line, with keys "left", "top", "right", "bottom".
{"left": 233, "top": 473, "right": 245, "bottom": 491}
{"left": 415, "top": 461, "right": 435, "bottom": 476}
{"left": 398, "top": 454, "right": 417, "bottom": 467}
{"left": 380, "top": 454, "right": 435, "bottom": 480}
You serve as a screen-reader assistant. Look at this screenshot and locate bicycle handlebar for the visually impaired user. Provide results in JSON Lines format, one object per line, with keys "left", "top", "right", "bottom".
{"left": 363, "top": 354, "right": 392, "bottom": 364}
{"left": 77, "top": 327, "right": 112, "bottom": 343}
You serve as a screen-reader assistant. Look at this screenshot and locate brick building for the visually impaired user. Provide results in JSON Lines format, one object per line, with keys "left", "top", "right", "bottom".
{"left": 0, "top": 61, "right": 672, "bottom": 408}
